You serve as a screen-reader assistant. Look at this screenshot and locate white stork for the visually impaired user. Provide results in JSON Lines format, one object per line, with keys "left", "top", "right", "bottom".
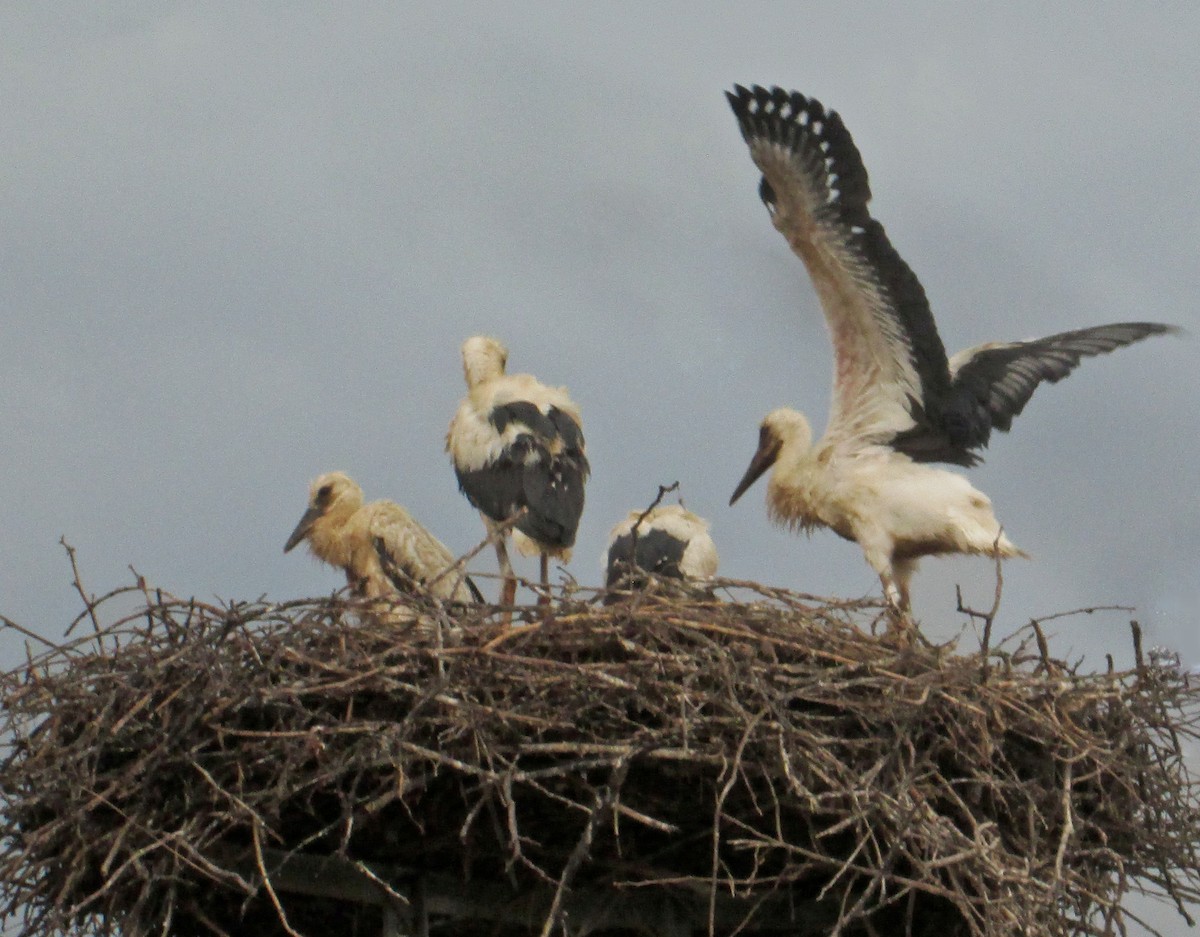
{"left": 725, "top": 84, "right": 1177, "bottom": 619}
{"left": 605, "top": 504, "right": 719, "bottom": 594}
{"left": 446, "top": 336, "right": 589, "bottom": 606}
{"left": 284, "top": 471, "right": 481, "bottom": 605}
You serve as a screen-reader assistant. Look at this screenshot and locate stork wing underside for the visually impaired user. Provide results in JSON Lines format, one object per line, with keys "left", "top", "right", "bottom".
{"left": 945, "top": 322, "right": 1179, "bottom": 444}
{"left": 727, "top": 85, "right": 951, "bottom": 444}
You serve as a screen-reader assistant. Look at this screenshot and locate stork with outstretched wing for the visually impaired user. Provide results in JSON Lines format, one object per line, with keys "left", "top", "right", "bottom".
{"left": 725, "top": 84, "right": 1177, "bottom": 627}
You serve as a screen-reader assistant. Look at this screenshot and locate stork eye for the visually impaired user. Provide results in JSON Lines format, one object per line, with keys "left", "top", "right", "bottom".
{"left": 316, "top": 484, "right": 333, "bottom": 501}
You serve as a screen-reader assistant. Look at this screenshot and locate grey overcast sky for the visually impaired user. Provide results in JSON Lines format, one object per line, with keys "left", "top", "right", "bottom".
{"left": 4, "top": 4, "right": 1198, "bottom": 648}
{"left": 2, "top": 7, "right": 1198, "bottom": 923}
{"left": 0, "top": 1, "right": 1195, "bottom": 926}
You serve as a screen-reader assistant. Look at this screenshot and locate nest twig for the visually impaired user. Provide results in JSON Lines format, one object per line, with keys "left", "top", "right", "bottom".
{"left": 2, "top": 570, "right": 1199, "bottom": 937}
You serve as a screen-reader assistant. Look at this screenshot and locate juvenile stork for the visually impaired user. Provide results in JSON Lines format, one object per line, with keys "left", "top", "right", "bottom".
{"left": 284, "top": 471, "right": 481, "bottom": 605}
{"left": 605, "top": 504, "right": 719, "bottom": 595}
{"left": 446, "top": 336, "right": 589, "bottom": 606}
{"left": 725, "top": 84, "right": 1177, "bottom": 618}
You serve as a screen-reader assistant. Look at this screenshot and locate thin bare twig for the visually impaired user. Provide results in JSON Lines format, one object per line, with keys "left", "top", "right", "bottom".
{"left": 60, "top": 537, "right": 102, "bottom": 639}
{"left": 251, "top": 823, "right": 303, "bottom": 937}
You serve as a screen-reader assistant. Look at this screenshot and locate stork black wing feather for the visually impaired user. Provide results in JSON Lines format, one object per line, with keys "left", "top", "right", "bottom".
{"left": 726, "top": 84, "right": 955, "bottom": 434}
{"left": 545, "top": 405, "right": 587, "bottom": 455}
{"left": 518, "top": 406, "right": 589, "bottom": 550}
{"left": 464, "top": 403, "right": 588, "bottom": 550}
{"left": 518, "top": 451, "right": 587, "bottom": 550}
{"left": 894, "top": 322, "right": 1178, "bottom": 463}
{"left": 455, "top": 454, "right": 526, "bottom": 527}
{"left": 490, "top": 401, "right": 558, "bottom": 440}
{"left": 606, "top": 528, "right": 688, "bottom": 588}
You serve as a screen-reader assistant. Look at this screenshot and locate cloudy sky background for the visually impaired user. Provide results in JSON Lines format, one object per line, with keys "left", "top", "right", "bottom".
{"left": 2, "top": 4, "right": 1198, "bottom": 928}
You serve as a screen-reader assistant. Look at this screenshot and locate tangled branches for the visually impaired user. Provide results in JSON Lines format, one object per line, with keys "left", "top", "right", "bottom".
{"left": 2, "top": 577, "right": 1199, "bottom": 936}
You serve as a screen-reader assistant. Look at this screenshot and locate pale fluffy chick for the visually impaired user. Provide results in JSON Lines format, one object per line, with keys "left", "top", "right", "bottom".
{"left": 285, "top": 471, "right": 480, "bottom": 605}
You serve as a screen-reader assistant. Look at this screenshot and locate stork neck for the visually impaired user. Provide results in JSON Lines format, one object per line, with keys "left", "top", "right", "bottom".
{"left": 465, "top": 357, "right": 504, "bottom": 389}
{"left": 776, "top": 431, "right": 815, "bottom": 475}
{"left": 764, "top": 435, "right": 824, "bottom": 528}
{"left": 306, "top": 503, "right": 358, "bottom": 567}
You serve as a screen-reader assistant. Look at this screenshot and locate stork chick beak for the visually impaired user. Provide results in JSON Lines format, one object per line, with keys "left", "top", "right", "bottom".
{"left": 730, "top": 442, "right": 779, "bottom": 506}
{"left": 284, "top": 505, "right": 323, "bottom": 553}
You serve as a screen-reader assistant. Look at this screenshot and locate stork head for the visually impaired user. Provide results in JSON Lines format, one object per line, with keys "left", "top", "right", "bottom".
{"left": 284, "top": 471, "right": 363, "bottom": 553}
{"left": 461, "top": 335, "right": 508, "bottom": 389}
{"left": 729, "top": 408, "right": 812, "bottom": 505}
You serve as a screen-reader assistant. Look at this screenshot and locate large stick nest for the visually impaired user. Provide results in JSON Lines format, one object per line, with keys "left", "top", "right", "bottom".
{"left": 2, "top": 578, "right": 1199, "bottom": 937}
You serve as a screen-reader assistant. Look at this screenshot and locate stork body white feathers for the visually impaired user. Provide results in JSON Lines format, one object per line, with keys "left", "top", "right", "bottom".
{"left": 735, "top": 408, "right": 1025, "bottom": 613}
{"left": 285, "top": 471, "right": 481, "bottom": 605}
{"left": 605, "top": 504, "right": 719, "bottom": 592}
{"left": 447, "top": 336, "right": 589, "bottom": 606}
{"left": 725, "top": 85, "right": 1177, "bottom": 617}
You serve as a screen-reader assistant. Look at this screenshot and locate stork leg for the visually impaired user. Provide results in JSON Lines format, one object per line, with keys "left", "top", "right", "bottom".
{"left": 481, "top": 514, "right": 518, "bottom": 612}
{"left": 495, "top": 535, "right": 517, "bottom": 608}
{"left": 537, "top": 553, "right": 550, "bottom": 607}
{"left": 893, "top": 558, "right": 918, "bottom": 614}
{"left": 862, "top": 540, "right": 913, "bottom": 642}
{"left": 881, "top": 582, "right": 914, "bottom": 644}
{"left": 881, "top": 577, "right": 903, "bottom": 609}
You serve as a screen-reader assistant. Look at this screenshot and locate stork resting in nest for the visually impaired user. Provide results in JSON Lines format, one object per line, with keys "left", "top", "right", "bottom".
{"left": 725, "top": 84, "right": 1177, "bottom": 625}
{"left": 604, "top": 504, "right": 719, "bottom": 599}
{"left": 285, "top": 471, "right": 481, "bottom": 606}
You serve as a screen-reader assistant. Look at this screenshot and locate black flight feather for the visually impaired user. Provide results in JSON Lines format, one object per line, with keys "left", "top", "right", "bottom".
{"left": 728, "top": 85, "right": 1179, "bottom": 467}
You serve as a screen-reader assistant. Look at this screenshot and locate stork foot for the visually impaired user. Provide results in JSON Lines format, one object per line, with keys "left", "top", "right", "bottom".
{"left": 885, "top": 609, "right": 915, "bottom": 646}
{"left": 881, "top": 581, "right": 915, "bottom": 645}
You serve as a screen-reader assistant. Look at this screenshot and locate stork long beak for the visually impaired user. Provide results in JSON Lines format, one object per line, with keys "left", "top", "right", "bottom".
{"left": 730, "top": 441, "right": 779, "bottom": 506}
{"left": 284, "top": 505, "right": 323, "bottom": 553}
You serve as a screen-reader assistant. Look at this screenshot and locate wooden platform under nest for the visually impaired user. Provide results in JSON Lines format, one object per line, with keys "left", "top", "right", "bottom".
{"left": 2, "top": 580, "right": 1199, "bottom": 937}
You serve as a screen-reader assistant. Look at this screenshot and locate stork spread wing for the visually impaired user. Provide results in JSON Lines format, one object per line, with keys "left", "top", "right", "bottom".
{"left": 727, "top": 84, "right": 952, "bottom": 444}
{"left": 924, "top": 323, "right": 1178, "bottom": 461}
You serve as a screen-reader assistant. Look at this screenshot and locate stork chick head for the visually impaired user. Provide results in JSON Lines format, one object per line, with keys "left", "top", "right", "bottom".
{"left": 729, "top": 408, "right": 812, "bottom": 505}
{"left": 284, "top": 471, "right": 364, "bottom": 553}
{"left": 461, "top": 335, "right": 508, "bottom": 389}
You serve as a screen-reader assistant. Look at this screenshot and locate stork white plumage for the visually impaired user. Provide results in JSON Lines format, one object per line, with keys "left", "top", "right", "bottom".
{"left": 446, "top": 336, "right": 589, "bottom": 606}
{"left": 284, "top": 471, "right": 481, "bottom": 605}
{"left": 605, "top": 504, "right": 719, "bottom": 593}
{"left": 725, "top": 85, "right": 1177, "bottom": 621}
